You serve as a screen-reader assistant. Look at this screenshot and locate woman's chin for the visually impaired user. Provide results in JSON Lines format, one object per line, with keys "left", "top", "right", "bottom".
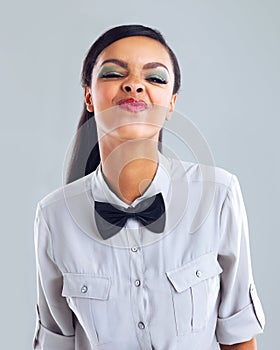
{"left": 112, "top": 125, "right": 161, "bottom": 142}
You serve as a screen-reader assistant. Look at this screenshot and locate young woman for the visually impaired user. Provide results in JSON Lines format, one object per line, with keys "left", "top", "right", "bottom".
{"left": 33, "top": 24, "right": 265, "bottom": 350}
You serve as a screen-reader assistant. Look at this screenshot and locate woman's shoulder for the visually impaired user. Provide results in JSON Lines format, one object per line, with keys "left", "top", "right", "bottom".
{"left": 37, "top": 172, "right": 93, "bottom": 210}
{"left": 165, "top": 154, "right": 235, "bottom": 190}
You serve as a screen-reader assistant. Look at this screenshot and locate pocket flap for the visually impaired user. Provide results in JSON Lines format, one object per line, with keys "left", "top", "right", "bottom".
{"left": 166, "top": 252, "right": 223, "bottom": 293}
{"left": 62, "top": 273, "right": 111, "bottom": 300}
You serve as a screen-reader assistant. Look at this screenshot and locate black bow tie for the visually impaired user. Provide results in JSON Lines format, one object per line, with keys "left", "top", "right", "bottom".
{"left": 94, "top": 192, "right": 166, "bottom": 240}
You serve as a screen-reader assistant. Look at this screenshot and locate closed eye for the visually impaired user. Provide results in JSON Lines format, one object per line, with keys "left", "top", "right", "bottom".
{"left": 146, "top": 75, "right": 167, "bottom": 84}
{"left": 101, "top": 72, "right": 125, "bottom": 78}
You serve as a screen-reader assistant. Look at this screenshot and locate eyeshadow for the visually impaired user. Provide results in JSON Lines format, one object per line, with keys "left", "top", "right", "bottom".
{"left": 98, "top": 66, "right": 123, "bottom": 77}
{"left": 147, "top": 71, "right": 168, "bottom": 80}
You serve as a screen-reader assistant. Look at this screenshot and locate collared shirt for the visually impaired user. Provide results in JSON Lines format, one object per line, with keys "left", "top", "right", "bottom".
{"left": 33, "top": 151, "right": 265, "bottom": 350}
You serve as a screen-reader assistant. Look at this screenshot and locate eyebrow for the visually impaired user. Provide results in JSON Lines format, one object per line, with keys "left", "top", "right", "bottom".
{"left": 100, "top": 59, "right": 169, "bottom": 72}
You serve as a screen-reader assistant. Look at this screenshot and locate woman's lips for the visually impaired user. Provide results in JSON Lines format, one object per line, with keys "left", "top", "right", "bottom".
{"left": 117, "top": 98, "right": 147, "bottom": 112}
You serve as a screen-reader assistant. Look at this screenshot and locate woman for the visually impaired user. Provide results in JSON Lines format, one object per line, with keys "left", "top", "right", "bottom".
{"left": 33, "top": 24, "right": 265, "bottom": 349}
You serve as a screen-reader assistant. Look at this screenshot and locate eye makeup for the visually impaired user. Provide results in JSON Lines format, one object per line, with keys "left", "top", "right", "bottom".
{"left": 145, "top": 69, "right": 169, "bottom": 84}
{"left": 97, "top": 64, "right": 169, "bottom": 84}
{"left": 98, "top": 65, "right": 125, "bottom": 78}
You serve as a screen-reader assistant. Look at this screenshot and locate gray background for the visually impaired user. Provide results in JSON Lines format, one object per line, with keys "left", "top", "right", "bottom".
{"left": 1, "top": 0, "right": 279, "bottom": 348}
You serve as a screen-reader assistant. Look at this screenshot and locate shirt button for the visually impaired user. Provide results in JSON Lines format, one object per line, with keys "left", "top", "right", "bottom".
{"left": 131, "top": 246, "right": 139, "bottom": 252}
{"left": 196, "top": 270, "right": 202, "bottom": 278}
{"left": 138, "top": 321, "right": 145, "bottom": 329}
{"left": 81, "top": 285, "right": 88, "bottom": 293}
{"left": 134, "top": 279, "right": 141, "bottom": 287}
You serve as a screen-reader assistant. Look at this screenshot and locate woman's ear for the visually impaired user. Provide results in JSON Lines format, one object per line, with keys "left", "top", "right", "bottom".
{"left": 165, "top": 93, "right": 177, "bottom": 121}
{"left": 84, "top": 86, "right": 94, "bottom": 113}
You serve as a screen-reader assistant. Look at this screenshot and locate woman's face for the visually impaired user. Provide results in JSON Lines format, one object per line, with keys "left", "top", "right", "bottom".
{"left": 84, "top": 36, "right": 177, "bottom": 141}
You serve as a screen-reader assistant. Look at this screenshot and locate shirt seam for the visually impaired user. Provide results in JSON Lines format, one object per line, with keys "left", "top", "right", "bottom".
{"left": 187, "top": 178, "right": 234, "bottom": 187}
{"left": 218, "top": 174, "right": 235, "bottom": 241}
{"left": 38, "top": 202, "right": 58, "bottom": 265}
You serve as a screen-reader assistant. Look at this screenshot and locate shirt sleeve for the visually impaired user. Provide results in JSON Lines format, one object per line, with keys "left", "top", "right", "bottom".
{"left": 216, "top": 174, "right": 265, "bottom": 345}
{"left": 33, "top": 203, "right": 75, "bottom": 349}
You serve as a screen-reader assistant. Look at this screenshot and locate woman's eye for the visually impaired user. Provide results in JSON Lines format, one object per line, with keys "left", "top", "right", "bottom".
{"left": 146, "top": 75, "right": 167, "bottom": 84}
{"left": 101, "top": 72, "right": 124, "bottom": 78}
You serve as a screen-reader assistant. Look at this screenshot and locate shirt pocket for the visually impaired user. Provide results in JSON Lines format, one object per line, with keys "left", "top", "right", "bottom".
{"left": 62, "top": 273, "right": 112, "bottom": 345}
{"left": 165, "top": 252, "right": 223, "bottom": 335}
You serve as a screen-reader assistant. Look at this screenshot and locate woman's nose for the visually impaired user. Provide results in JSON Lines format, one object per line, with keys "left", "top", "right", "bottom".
{"left": 122, "top": 80, "right": 144, "bottom": 94}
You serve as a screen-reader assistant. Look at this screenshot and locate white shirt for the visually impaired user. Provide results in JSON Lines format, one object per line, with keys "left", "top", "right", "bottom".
{"left": 33, "top": 151, "right": 265, "bottom": 349}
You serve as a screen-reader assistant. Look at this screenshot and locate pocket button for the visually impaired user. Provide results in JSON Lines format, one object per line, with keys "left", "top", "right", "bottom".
{"left": 81, "top": 285, "right": 88, "bottom": 293}
{"left": 196, "top": 270, "right": 202, "bottom": 278}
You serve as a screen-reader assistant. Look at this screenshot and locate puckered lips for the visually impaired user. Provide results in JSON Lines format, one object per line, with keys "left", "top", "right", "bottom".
{"left": 117, "top": 97, "right": 147, "bottom": 113}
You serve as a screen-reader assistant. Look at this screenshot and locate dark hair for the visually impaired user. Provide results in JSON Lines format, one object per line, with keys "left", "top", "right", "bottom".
{"left": 65, "top": 24, "right": 181, "bottom": 184}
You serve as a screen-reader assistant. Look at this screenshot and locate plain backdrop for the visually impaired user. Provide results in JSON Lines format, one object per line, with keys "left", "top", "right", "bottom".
{"left": 1, "top": 0, "right": 279, "bottom": 348}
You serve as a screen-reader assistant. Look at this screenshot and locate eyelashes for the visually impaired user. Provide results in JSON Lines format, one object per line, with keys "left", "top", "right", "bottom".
{"left": 99, "top": 71, "right": 168, "bottom": 84}
{"left": 146, "top": 75, "right": 167, "bottom": 84}
{"left": 100, "top": 72, "right": 124, "bottom": 78}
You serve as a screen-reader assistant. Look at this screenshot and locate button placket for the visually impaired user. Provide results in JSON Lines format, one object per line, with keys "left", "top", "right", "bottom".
{"left": 138, "top": 321, "right": 145, "bottom": 329}
{"left": 135, "top": 279, "right": 141, "bottom": 287}
{"left": 126, "top": 220, "right": 151, "bottom": 348}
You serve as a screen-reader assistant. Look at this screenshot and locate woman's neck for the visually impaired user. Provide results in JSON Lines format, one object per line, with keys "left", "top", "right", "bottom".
{"left": 99, "top": 136, "right": 159, "bottom": 204}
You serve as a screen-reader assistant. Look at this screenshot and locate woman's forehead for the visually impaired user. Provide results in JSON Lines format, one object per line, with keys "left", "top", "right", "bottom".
{"left": 95, "top": 36, "right": 173, "bottom": 67}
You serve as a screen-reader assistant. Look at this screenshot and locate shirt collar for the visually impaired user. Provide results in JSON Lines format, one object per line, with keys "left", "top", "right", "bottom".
{"left": 90, "top": 150, "right": 172, "bottom": 209}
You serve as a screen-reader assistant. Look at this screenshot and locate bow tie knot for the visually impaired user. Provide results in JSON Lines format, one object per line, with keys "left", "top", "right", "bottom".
{"left": 94, "top": 192, "right": 166, "bottom": 240}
